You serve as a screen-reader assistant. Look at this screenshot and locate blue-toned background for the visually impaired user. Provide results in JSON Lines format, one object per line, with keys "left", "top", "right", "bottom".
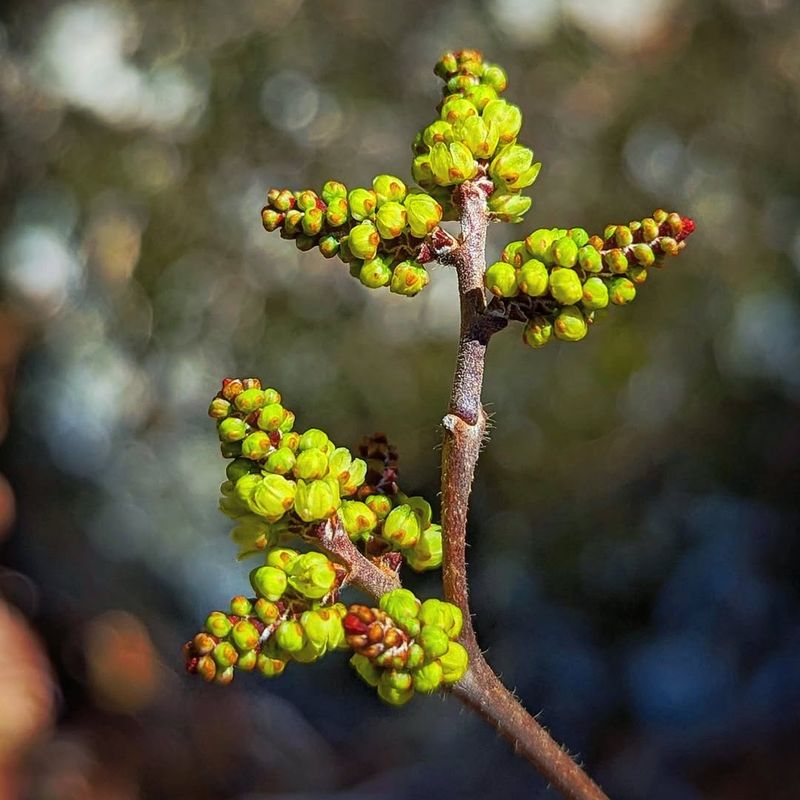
{"left": 1, "top": 1, "right": 799, "bottom": 798}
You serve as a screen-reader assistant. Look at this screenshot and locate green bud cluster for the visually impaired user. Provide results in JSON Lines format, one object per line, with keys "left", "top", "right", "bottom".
{"left": 262, "top": 177, "right": 443, "bottom": 297}
{"left": 183, "top": 589, "right": 349, "bottom": 685}
{"left": 344, "top": 589, "right": 468, "bottom": 706}
{"left": 410, "top": 50, "right": 538, "bottom": 223}
{"left": 211, "top": 377, "right": 373, "bottom": 548}
{"left": 484, "top": 210, "right": 696, "bottom": 348}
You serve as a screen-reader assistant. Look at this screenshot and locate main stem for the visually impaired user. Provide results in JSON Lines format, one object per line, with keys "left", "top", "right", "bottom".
{"left": 440, "top": 182, "right": 609, "bottom": 800}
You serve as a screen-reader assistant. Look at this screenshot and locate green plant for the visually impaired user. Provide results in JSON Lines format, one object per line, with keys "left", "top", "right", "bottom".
{"left": 184, "top": 49, "right": 694, "bottom": 800}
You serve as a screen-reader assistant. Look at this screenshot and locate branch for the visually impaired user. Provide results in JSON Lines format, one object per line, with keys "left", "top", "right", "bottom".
{"left": 311, "top": 516, "right": 401, "bottom": 599}
{"left": 439, "top": 181, "right": 609, "bottom": 800}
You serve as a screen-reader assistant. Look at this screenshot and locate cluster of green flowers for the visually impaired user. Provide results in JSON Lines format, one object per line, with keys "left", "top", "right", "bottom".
{"left": 484, "top": 210, "right": 696, "bottom": 347}
{"left": 183, "top": 545, "right": 349, "bottom": 684}
{"left": 261, "top": 176, "right": 444, "bottom": 296}
{"left": 345, "top": 589, "right": 468, "bottom": 706}
{"left": 411, "top": 49, "right": 539, "bottom": 222}
{"left": 210, "top": 378, "right": 441, "bottom": 572}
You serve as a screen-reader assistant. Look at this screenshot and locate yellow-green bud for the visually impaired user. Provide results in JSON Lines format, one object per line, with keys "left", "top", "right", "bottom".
{"left": 234, "top": 388, "right": 264, "bottom": 413}
{"left": 287, "top": 551, "right": 337, "bottom": 599}
{"left": 349, "top": 221, "right": 380, "bottom": 260}
{"left": 375, "top": 201, "right": 407, "bottom": 240}
{"left": 418, "top": 599, "right": 463, "bottom": 638}
{"left": 501, "top": 240, "right": 527, "bottom": 267}
{"left": 208, "top": 397, "right": 231, "bottom": 420}
{"left": 231, "top": 619, "right": 260, "bottom": 652}
{"left": 299, "top": 428, "right": 330, "bottom": 451}
{"left": 581, "top": 276, "right": 609, "bottom": 310}
{"left": 256, "top": 653, "right": 286, "bottom": 678}
{"left": 422, "top": 120, "right": 454, "bottom": 148}
{"left": 430, "top": 141, "right": 478, "bottom": 186}
{"left": 552, "top": 236, "right": 579, "bottom": 268}
{"left": 553, "top": 306, "right": 588, "bottom": 341}
{"left": 254, "top": 598, "right": 281, "bottom": 625}
{"left": 484, "top": 261, "right": 518, "bottom": 298}
{"left": 257, "top": 402, "right": 287, "bottom": 431}
{"left": 205, "top": 611, "right": 232, "bottom": 638}
{"left": 404, "top": 192, "right": 443, "bottom": 238}
{"left": 230, "top": 596, "right": 252, "bottom": 616}
{"left": 440, "top": 96, "right": 478, "bottom": 123}
{"left": 464, "top": 83, "right": 498, "bottom": 111}
{"left": 294, "top": 477, "right": 341, "bottom": 522}
{"left": 482, "top": 99, "right": 522, "bottom": 143}
{"left": 347, "top": 188, "right": 377, "bottom": 221}
{"left": 413, "top": 660, "right": 444, "bottom": 694}
{"left": 265, "top": 546, "right": 300, "bottom": 572}
{"left": 404, "top": 523, "right": 443, "bottom": 571}
{"left": 487, "top": 191, "right": 531, "bottom": 222}
{"left": 609, "top": 277, "right": 636, "bottom": 305}
{"left": 377, "top": 670, "right": 414, "bottom": 706}
{"left": 247, "top": 474, "right": 296, "bottom": 522}
{"left": 241, "top": 431, "right": 271, "bottom": 461}
{"left": 365, "top": 494, "right": 392, "bottom": 519}
{"left": 275, "top": 620, "right": 305, "bottom": 653}
{"left": 339, "top": 500, "right": 378, "bottom": 540}
{"left": 604, "top": 249, "right": 629, "bottom": 274}
{"left": 525, "top": 228, "right": 555, "bottom": 260}
{"left": 517, "top": 259, "right": 548, "bottom": 297}
{"left": 439, "top": 641, "right": 469, "bottom": 684}
{"left": 549, "top": 268, "right": 583, "bottom": 305}
{"left": 382, "top": 504, "right": 421, "bottom": 548}
{"left": 418, "top": 624, "right": 450, "bottom": 659}
{"left": 632, "top": 243, "right": 655, "bottom": 267}
{"left": 411, "top": 154, "right": 434, "bottom": 187}
{"left": 218, "top": 417, "right": 247, "bottom": 442}
{"left": 523, "top": 316, "right": 553, "bottom": 348}
{"left": 325, "top": 196, "right": 349, "bottom": 228}
{"left": 293, "top": 448, "right": 329, "bottom": 481}
{"left": 489, "top": 144, "right": 539, "bottom": 191}
{"left": 372, "top": 174, "right": 407, "bottom": 205}
{"left": 250, "top": 564, "right": 288, "bottom": 601}
{"left": 481, "top": 62, "right": 508, "bottom": 92}
{"left": 578, "top": 245, "right": 602, "bottom": 273}
{"left": 350, "top": 653, "right": 380, "bottom": 687}
{"left": 454, "top": 116, "right": 500, "bottom": 159}
{"left": 379, "top": 588, "right": 421, "bottom": 622}
{"left": 264, "top": 446, "right": 295, "bottom": 475}
{"left": 321, "top": 180, "right": 347, "bottom": 204}
{"left": 390, "top": 261, "right": 429, "bottom": 297}
{"left": 339, "top": 457, "right": 367, "bottom": 496}
{"left": 359, "top": 256, "right": 393, "bottom": 289}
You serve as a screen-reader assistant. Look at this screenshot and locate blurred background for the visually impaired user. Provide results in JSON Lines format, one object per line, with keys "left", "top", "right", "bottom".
{"left": 1, "top": 0, "right": 799, "bottom": 798}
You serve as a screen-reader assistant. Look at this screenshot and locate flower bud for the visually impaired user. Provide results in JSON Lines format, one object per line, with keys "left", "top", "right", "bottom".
{"left": 568, "top": 228, "right": 590, "bottom": 247}
{"left": 339, "top": 500, "right": 378, "bottom": 541}
{"left": 501, "top": 240, "right": 527, "bottom": 267}
{"left": 218, "top": 417, "right": 247, "bottom": 443}
{"left": 288, "top": 551, "right": 337, "bottom": 599}
{"left": 296, "top": 190, "right": 318, "bottom": 211}
{"left": 411, "top": 154, "right": 434, "bottom": 187}
{"left": 422, "top": 120, "right": 454, "bottom": 147}
{"left": 487, "top": 191, "right": 531, "bottom": 222}
{"left": 628, "top": 265, "right": 648, "bottom": 285}
{"left": 348, "top": 188, "right": 377, "bottom": 221}
{"left": 641, "top": 217, "right": 659, "bottom": 242}
{"left": 254, "top": 599, "right": 281, "bottom": 625}
{"left": 266, "top": 546, "right": 300, "bottom": 572}
{"left": 264, "top": 446, "right": 296, "bottom": 475}
{"left": 300, "top": 610, "right": 329, "bottom": 654}
{"left": 604, "top": 248, "right": 629, "bottom": 274}
{"left": 552, "top": 236, "right": 579, "bottom": 268}
{"left": 418, "top": 599, "right": 463, "bottom": 638}
{"left": 275, "top": 620, "right": 305, "bottom": 653}
{"left": 407, "top": 642, "right": 425, "bottom": 670}
{"left": 282, "top": 208, "right": 303, "bottom": 236}
{"left": 390, "top": 261, "right": 429, "bottom": 297}
{"left": 404, "top": 523, "right": 443, "bottom": 571}
{"left": 250, "top": 565, "right": 288, "bottom": 601}
{"left": 549, "top": 268, "right": 583, "bottom": 305}
{"left": 464, "top": 83, "right": 498, "bottom": 111}
{"left": 430, "top": 141, "right": 478, "bottom": 186}
{"left": 294, "top": 477, "right": 341, "bottom": 522}
{"left": 214, "top": 665, "right": 235, "bottom": 685}
{"left": 226, "top": 458, "right": 257, "bottom": 483}
{"left": 577, "top": 244, "right": 602, "bottom": 273}
{"left": 231, "top": 619, "right": 260, "bottom": 652}
{"left": 230, "top": 596, "right": 252, "bottom": 616}
{"left": 439, "top": 641, "right": 469, "bottom": 684}
{"left": 241, "top": 431, "right": 271, "bottom": 461}
{"left": 454, "top": 116, "right": 500, "bottom": 159}
{"left": 377, "top": 671, "right": 414, "bottom": 706}
{"left": 581, "top": 276, "right": 609, "bottom": 310}
{"left": 299, "top": 428, "right": 330, "bottom": 451}
{"left": 413, "top": 660, "right": 444, "bottom": 694}
{"left": 325, "top": 196, "right": 349, "bottom": 228}
{"left": 481, "top": 62, "right": 508, "bottom": 92}
{"left": 609, "top": 277, "right": 636, "bottom": 305}
{"left": 365, "top": 494, "right": 393, "bottom": 519}
{"left": 346, "top": 221, "right": 379, "bottom": 260}
{"left": 631, "top": 243, "right": 655, "bottom": 267}
{"left": 373, "top": 174, "right": 407, "bottom": 205}
{"left": 418, "top": 624, "right": 450, "bottom": 660}
{"left": 208, "top": 397, "right": 231, "bottom": 420}
{"left": 659, "top": 236, "right": 680, "bottom": 255}
{"left": 350, "top": 653, "right": 380, "bottom": 687}
{"left": 525, "top": 228, "right": 555, "bottom": 260}
{"left": 522, "top": 316, "right": 553, "bottom": 348}
{"left": 440, "top": 97, "right": 478, "bottom": 123}
{"left": 205, "top": 611, "right": 233, "bottom": 638}
{"left": 293, "top": 447, "right": 329, "bottom": 481}
{"left": 382, "top": 504, "right": 421, "bottom": 548}
{"left": 482, "top": 99, "right": 522, "bottom": 143}
{"left": 375, "top": 201, "right": 408, "bottom": 240}
{"left": 261, "top": 207, "right": 284, "bottom": 232}
{"left": 272, "top": 189, "right": 295, "bottom": 212}
{"left": 256, "top": 653, "right": 286, "bottom": 677}
{"left": 484, "top": 261, "right": 518, "bottom": 298}
{"left": 404, "top": 192, "right": 443, "bottom": 237}
{"left": 379, "top": 588, "right": 420, "bottom": 624}
{"left": 517, "top": 259, "right": 548, "bottom": 297}
{"left": 614, "top": 225, "right": 633, "bottom": 247}
{"left": 247, "top": 474, "right": 296, "bottom": 522}
{"left": 553, "top": 306, "right": 588, "bottom": 341}
{"left": 489, "top": 145, "right": 539, "bottom": 190}
{"left": 447, "top": 73, "right": 479, "bottom": 93}
{"left": 301, "top": 207, "right": 324, "bottom": 236}
{"left": 325, "top": 447, "right": 351, "bottom": 481}
{"left": 257, "top": 402, "right": 287, "bottom": 431}
{"left": 339, "top": 457, "right": 367, "bottom": 495}
{"left": 321, "top": 180, "right": 347, "bottom": 204}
